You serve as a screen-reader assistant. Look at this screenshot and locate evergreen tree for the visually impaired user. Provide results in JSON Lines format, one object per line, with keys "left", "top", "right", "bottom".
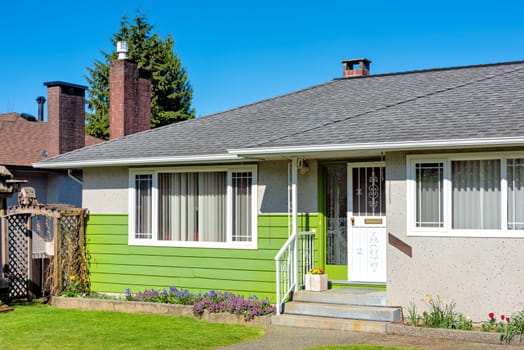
{"left": 86, "top": 12, "right": 195, "bottom": 139}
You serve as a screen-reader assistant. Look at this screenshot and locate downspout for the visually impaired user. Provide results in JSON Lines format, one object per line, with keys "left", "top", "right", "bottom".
{"left": 67, "top": 169, "right": 83, "bottom": 185}
{"left": 291, "top": 158, "right": 298, "bottom": 291}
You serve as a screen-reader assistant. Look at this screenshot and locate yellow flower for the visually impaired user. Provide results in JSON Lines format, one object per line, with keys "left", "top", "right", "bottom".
{"left": 69, "top": 275, "right": 76, "bottom": 282}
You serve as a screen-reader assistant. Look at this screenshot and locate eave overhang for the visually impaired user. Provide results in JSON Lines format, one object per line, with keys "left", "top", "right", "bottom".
{"left": 33, "top": 154, "right": 242, "bottom": 169}
{"left": 228, "top": 137, "right": 524, "bottom": 158}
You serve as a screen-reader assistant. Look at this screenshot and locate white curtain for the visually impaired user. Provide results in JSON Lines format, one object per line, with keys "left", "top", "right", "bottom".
{"left": 508, "top": 159, "right": 524, "bottom": 230}
{"left": 158, "top": 172, "right": 226, "bottom": 242}
{"left": 452, "top": 160, "right": 500, "bottom": 229}
{"left": 135, "top": 174, "right": 152, "bottom": 239}
{"left": 198, "top": 172, "right": 227, "bottom": 242}
{"left": 416, "top": 163, "right": 443, "bottom": 227}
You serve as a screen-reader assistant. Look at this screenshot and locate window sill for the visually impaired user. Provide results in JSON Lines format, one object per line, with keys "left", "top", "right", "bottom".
{"left": 407, "top": 230, "right": 524, "bottom": 238}
{"left": 128, "top": 239, "right": 258, "bottom": 250}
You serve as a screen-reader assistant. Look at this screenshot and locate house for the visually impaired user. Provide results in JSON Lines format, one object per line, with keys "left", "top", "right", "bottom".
{"left": 0, "top": 82, "right": 103, "bottom": 208}
{"left": 34, "top": 56, "right": 524, "bottom": 321}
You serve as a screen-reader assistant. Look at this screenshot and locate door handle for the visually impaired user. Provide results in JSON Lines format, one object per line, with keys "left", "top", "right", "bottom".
{"left": 351, "top": 217, "right": 355, "bottom": 226}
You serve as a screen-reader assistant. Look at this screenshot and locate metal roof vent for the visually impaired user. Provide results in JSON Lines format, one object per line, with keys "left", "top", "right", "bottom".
{"left": 116, "top": 41, "right": 128, "bottom": 60}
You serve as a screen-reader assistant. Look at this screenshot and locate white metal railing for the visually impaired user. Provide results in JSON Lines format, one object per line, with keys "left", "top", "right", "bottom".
{"left": 274, "top": 230, "right": 315, "bottom": 315}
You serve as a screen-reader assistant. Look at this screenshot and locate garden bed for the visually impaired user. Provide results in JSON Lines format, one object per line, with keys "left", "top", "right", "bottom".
{"left": 51, "top": 296, "right": 271, "bottom": 328}
{"left": 386, "top": 323, "right": 506, "bottom": 345}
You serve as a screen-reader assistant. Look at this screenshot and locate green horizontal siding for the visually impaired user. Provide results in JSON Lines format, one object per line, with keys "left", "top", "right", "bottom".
{"left": 86, "top": 213, "right": 319, "bottom": 301}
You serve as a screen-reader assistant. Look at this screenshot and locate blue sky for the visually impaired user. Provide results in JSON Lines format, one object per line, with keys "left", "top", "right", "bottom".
{"left": 1, "top": 1, "right": 524, "bottom": 119}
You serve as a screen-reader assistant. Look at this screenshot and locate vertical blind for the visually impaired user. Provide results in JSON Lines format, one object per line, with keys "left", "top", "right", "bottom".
{"left": 232, "top": 172, "right": 252, "bottom": 241}
{"left": 508, "top": 159, "right": 524, "bottom": 230}
{"left": 416, "top": 163, "right": 443, "bottom": 227}
{"left": 135, "top": 174, "right": 153, "bottom": 239}
{"left": 158, "top": 172, "right": 227, "bottom": 242}
{"left": 452, "top": 159, "right": 500, "bottom": 229}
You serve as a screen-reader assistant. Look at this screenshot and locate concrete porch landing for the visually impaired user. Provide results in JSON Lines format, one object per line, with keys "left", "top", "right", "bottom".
{"left": 272, "top": 288, "right": 401, "bottom": 333}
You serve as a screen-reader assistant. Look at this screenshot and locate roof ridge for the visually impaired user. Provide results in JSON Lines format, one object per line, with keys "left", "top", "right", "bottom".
{"left": 245, "top": 64, "right": 524, "bottom": 148}
{"left": 333, "top": 59, "right": 524, "bottom": 81}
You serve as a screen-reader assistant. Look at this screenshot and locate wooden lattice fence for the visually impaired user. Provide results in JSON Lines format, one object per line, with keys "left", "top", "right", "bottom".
{"left": 1, "top": 205, "right": 88, "bottom": 299}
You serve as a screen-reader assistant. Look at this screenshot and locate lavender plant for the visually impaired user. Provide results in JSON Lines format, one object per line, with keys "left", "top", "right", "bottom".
{"left": 124, "top": 287, "right": 275, "bottom": 321}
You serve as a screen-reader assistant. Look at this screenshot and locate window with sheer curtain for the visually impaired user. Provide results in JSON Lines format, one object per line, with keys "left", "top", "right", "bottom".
{"left": 411, "top": 155, "right": 524, "bottom": 236}
{"left": 131, "top": 168, "right": 256, "bottom": 247}
{"left": 508, "top": 159, "right": 524, "bottom": 230}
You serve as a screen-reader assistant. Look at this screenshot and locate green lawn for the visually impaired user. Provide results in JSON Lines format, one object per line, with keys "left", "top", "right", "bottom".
{"left": 0, "top": 303, "right": 264, "bottom": 349}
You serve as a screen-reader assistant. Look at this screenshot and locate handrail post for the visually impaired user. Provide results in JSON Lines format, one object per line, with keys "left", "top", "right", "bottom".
{"left": 293, "top": 234, "right": 298, "bottom": 291}
{"left": 275, "top": 260, "right": 281, "bottom": 315}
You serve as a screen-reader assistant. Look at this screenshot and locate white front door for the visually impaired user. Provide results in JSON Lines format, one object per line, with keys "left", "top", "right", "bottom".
{"left": 348, "top": 162, "right": 387, "bottom": 283}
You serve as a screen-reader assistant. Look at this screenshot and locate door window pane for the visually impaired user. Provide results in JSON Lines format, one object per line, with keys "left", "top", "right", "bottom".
{"left": 352, "top": 167, "right": 385, "bottom": 216}
{"left": 452, "top": 160, "right": 500, "bottom": 229}
{"left": 508, "top": 159, "right": 524, "bottom": 230}
{"left": 325, "top": 166, "right": 347, "bottom": 265}
{"left": 415, "top": 163, "right": 444, "bottom": 227}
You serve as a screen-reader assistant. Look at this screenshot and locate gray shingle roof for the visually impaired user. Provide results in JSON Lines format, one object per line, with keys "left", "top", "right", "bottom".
{"left": 35, "top": 60, "right": 524, "bottom": 167}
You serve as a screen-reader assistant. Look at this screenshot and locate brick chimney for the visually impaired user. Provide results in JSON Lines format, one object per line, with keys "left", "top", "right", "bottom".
{"left": 44, "top": 81, "right": 86, "bottom": 157}
{"left": 342, "top": 58, "right": 371, "bottom": 77}
{"left": 109, "top": 41, "right": 152, "bottom": 140}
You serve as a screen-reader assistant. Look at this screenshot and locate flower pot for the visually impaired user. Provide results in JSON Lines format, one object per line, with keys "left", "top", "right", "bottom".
{"left": 305, "top": 273, "right": 328, "bottom": 291}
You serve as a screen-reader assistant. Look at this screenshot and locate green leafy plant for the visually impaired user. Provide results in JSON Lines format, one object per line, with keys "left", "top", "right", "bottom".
{"left": 481, "top": 312, "right": 508, "bottom": 333}
{"left": 60, "top": 275, "right": 80, "bottom": 297}
{"left": 407, "top": 294, "right": 471, "bottom": 330}
{"left": 406, "top": 302, "right": 419, "bottom": 326}
{"left": 501, "top": 309, "right": 524, "bottom": 344}
{"left": 420, "top": 294, "right": 456, "bottom": 328}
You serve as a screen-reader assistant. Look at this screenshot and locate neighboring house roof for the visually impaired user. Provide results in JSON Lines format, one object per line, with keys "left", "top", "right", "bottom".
{"left": 0, "top": 113, "right": 104, "bottom": 167}
{"left": 35, "top": 60, "right": 524, "bottom": 168}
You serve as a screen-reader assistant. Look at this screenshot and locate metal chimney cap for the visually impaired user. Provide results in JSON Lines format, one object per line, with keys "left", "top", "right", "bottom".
{"left": 116, "top": 41, "right": 128, "bottom": 60}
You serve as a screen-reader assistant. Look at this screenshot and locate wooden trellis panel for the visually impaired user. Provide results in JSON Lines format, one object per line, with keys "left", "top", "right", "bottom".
{"left": 6, "top": 214, "right": 30, "bottom": 299}
{"left": 2, "top": 205, "right": 88, "bottom": 299}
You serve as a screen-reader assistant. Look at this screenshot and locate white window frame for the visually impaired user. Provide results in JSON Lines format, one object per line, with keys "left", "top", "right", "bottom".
{"left": 128, "top": 165, "right": 258, "bottom": 249}
{"left": 407, "top": 151, "right": 524, "bottom": 238}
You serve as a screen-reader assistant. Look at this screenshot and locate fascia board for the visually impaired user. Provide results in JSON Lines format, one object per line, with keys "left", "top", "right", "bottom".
{"left": 228, "top": 137, "right": 524, "bottom": 156}
{"left": 33, "top": 154, "right": 242, "bottom": 169}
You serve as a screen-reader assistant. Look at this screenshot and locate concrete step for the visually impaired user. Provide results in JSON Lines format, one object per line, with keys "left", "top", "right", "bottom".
{"left": 293, "top": 288, "right": 386, "bottom": 306}
{"left": 284, "top": 301, "right": 401, "bottom": 322}
{"left": 272, "top": 314, "right": 388, "bottom": 333}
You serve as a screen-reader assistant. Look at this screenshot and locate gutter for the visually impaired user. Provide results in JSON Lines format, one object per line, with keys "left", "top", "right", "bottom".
{"left": 32, "top": 136, "right": 524, "bottom": 170}
{"left": 228, "top": 137, "right": 524, "bottom": 157}
{"left": 33, "top": 154, "right": 242, "bottom": 169}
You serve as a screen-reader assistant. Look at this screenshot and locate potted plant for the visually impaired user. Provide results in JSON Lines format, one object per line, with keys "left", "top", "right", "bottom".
{"left": 305, "top": 268, "right": 328, "bottom": 291}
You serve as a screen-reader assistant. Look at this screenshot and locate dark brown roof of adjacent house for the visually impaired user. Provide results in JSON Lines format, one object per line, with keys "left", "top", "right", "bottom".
{"left": 0, "top": 113, "right": 103, "bottom": 167}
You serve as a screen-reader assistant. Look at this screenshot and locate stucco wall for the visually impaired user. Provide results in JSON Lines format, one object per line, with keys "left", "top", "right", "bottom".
{"left": 83, "top": 161, "right": 318, "bottom": 216}
{"left": 258, "top": 159, "right": 318, "bottom": 214}
{"left": 83, "top": 167, "right": 129, "bottom": 214}
{"left": 386, "top": 151, "right": 524, "bottom": 321}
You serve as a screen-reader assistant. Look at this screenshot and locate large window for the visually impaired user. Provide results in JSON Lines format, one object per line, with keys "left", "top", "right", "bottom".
{"left": 130, "top": 166, "right": 257, "bottom": 248}
{"left": 408, "top": 154, "right": 524, "bottom": 237}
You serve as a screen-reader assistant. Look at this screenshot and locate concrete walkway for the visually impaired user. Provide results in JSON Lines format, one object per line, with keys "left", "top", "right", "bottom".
{"left": 217, "top": 325, "right": 524, "bottom": 350}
